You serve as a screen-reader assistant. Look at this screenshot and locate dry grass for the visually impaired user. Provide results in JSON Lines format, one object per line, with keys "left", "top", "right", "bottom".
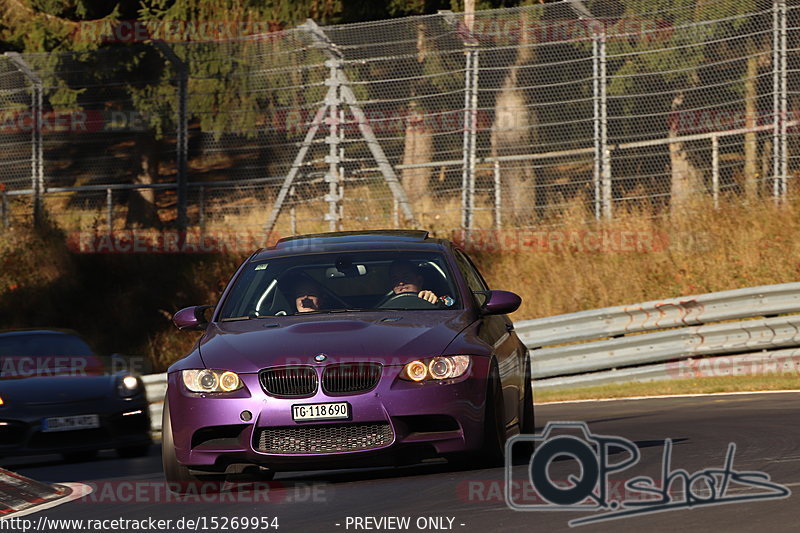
{"left": 469, "top": 197, "right": 800, "bottom": 320}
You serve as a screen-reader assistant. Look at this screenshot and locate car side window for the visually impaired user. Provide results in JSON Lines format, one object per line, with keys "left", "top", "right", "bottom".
{"left": 454, "top": 249, "right": 488, "bottom": 305}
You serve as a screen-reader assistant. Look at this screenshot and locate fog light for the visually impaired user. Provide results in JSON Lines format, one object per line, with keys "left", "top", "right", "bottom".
{"left": 240, "top": 410, "right": 252, "bottom": 422}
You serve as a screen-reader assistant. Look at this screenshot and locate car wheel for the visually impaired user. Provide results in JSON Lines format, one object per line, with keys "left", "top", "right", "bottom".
{"left": 117, "top": 445, "right": 150, "bottom": 458}
{"left": 62, "top": 450, "right": 98, "bottom": 462}
{"left": 162, "top": 395, "right": 224, "bottom": 493}
{"left": 479, "top": 362, "right": 506, "bottom": 467}
{"left": 521, "top": 354, "right": 535, "bottom": 434}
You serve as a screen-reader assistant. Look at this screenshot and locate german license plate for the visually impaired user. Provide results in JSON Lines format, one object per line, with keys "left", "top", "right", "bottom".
{"left": 292, "top": 402, "right": 350, "bottom": 421}
{"left": 42, "top": 414, "right": 100, "bottom": 433}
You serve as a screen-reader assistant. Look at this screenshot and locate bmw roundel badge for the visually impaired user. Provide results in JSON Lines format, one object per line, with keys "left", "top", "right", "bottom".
{"left": 314, "top": 353, "right": 327, "bottom": 363}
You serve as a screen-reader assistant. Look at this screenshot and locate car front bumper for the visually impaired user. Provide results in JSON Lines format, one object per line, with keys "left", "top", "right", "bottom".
{"left": 0, "top": 398, "right": 152, "bottom": 457}
{"left": 167, "top": 358, "right": 492, "bottom": 472}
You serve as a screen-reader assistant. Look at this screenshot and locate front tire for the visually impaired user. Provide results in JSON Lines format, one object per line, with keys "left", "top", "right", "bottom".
{"left": 117, "top": 445, "right": 150, "bottom": 458}
{"left": 162, "top": 395, "right": 223, "bottom": 492}
{"left": 479, "top": 362, "right": 506, "bottom": 467}
{"left": 521, "top": 354, "right": 535, "bottom": 434}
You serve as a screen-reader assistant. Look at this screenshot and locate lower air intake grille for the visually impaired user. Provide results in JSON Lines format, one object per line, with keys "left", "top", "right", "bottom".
{"left": 256, "top": 423, "right": 394, "bottom": 454}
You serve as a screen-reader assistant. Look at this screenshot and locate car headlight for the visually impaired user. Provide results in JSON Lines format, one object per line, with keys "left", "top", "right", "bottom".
{"left": 399, "top": 356, "right": 471, "bottom": 382}
{"left": 118, "top": 375, "right": 142, "bottom": 397}
{"left": 182, "top": 369, "right": 243, "bottom": 393}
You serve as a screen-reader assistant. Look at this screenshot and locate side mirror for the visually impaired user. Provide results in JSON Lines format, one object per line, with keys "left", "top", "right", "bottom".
{"left": 173, "top": 305, "right": 213, "bottom": 331}
{"left": 477, "top": 290, "right": 521, "bottom": 316}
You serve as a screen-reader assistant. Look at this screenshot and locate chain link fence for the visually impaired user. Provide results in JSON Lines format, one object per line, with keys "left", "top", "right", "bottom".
{"left": 0, "top": 0, "right": 798, "bottom": 243}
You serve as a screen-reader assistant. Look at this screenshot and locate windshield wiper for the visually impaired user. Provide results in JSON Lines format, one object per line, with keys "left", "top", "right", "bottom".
{"left": 292, "top": 308, "right": 364, "bottom": 315}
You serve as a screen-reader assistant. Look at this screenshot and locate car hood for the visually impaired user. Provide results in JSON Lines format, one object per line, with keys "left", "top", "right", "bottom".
{"left": 0, "top": 374, "right": 113, "bottom": 404}
{"left": 198, "top": 311, "right": 473, "bottom": 372}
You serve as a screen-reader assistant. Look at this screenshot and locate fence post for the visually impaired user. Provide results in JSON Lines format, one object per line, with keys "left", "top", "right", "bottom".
{"left": 712, "top": 135, "right": 719, "bottom": 209}
{"left": 198, "top": 186, "right": 205, "bottom": 230}
{"left": 598, "top": 32, "right": 612, "bottom": 219}
{"left": 461, "top": 42, "right": 479, "bottom": 232}
{"left": 772, "top": 0, "right": 788, "bottom": 202}
{"left": 289, "top": 185, "right": 297, "bottom": 235}
{"left": 151, "top": 41, "right": 188, "bottom": 232}
{"left": 5, "top": 52, "right": 43, "bottom": 226}
{"left": 493, "top": 160, "right": 501, "bottom": 229}
{"left": 324, "top": 58, "right": 342, "bottom": 232}
{"left": 580, "top": 9, "right": 611, "bottom": 220}
{"left": 1, "top": 188, "right": 8, "bottom": 229}
{"left": 106, "top": 188, "right": 113, "bottom": 234}
{"left": 779, "top": 0, "right": 788, "bottom": 199}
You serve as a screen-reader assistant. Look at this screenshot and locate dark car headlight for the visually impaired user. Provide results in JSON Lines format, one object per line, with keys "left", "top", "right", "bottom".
{"left": 399, "top": 356, "right": 471, "bottom": 382}
{"left": 181, "top": 369, "right": 243, "bottom": 393}
{"left": 118, "top": 375, "right": 142, "bottom": 397}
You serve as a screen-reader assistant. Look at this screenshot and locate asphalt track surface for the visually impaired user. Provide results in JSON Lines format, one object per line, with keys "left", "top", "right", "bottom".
{"left": 5, "top": 392, "right": 799, "bottom": 533}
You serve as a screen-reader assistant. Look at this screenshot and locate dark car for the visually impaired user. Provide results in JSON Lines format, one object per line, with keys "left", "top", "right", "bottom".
{"left": 0, "top": 329, "right": 151, "bottom": 461}
{"left": 164, "top": 230, "right": 532, "bottom": 487}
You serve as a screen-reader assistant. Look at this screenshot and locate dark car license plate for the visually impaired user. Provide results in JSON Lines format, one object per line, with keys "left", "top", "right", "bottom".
{"left": 42, "top": 414, "right": 100, "bottom": 432}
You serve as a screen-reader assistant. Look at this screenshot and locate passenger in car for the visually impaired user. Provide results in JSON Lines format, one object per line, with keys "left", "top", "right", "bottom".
{"left": 388, "top": 260, "right": 439, "bottom": 303}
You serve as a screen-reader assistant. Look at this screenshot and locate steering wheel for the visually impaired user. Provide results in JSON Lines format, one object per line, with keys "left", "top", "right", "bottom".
{"left": 376, "top": 291, "right": 438, "bottom": 310}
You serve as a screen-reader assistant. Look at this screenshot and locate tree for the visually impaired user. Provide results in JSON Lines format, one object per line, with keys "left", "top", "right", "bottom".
{"left": 602, "top": 0, "right": 760, "bottom": 212}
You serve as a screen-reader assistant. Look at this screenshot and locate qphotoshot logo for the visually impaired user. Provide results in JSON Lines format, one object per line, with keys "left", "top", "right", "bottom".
{"left": 505, "top": 421, "right": 790, "bottom": 527}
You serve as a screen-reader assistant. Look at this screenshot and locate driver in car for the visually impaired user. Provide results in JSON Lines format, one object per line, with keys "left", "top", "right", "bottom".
{"left": 389, "top": 260, "right": 438, "bottom": 304}
{"left": 293, "top": 279, "right": 326, "bottom": 313}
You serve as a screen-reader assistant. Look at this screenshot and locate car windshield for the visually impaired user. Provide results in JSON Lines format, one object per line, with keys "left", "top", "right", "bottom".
{"left": 219, "top": 251, "right": 461, "bottom": 319}
{"left": 0, "top": 333, "right": 101, "bottom": 379}
{"left": 0, "top": 333, "right": 94, "bottom": 357}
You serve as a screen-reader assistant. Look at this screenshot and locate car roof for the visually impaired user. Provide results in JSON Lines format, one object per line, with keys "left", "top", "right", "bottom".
{"left": 0, "top": 328, "right": 84, "bottom": 339}
{"left": 252, "top": 230, "right": 452, "bottom": 260}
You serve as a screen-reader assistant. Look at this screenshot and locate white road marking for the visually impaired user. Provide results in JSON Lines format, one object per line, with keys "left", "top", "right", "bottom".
{"left": 537, "top": 389, "right": 800, "bottom": 405}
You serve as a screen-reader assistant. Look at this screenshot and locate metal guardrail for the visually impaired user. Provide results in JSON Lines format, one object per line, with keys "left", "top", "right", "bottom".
{"left": 533, "top": 348, "right": 800, "bottom": 391}
{"left": 532, "top": 315, "right": 800, "bottom": 378}
{"left": 516, "top": 282, "right": 800, "bottom": 348}
{"left": 516, "top": 282, "right": 800, "bottom": 390}
{"left": 142, "top": 373, "right": 166, "bottom": 435}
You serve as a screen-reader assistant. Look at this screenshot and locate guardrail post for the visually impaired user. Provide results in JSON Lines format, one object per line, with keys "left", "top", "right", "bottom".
{"left": 4, "top": 52, "right": 43, "bottom": 226}
{"left": 151, "top": 41, "right": 188, "bottom": 232}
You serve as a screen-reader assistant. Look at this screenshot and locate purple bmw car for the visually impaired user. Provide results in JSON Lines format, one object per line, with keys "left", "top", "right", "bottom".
{"left": 164, "top": 230, "right": 532, "bottom": 487}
